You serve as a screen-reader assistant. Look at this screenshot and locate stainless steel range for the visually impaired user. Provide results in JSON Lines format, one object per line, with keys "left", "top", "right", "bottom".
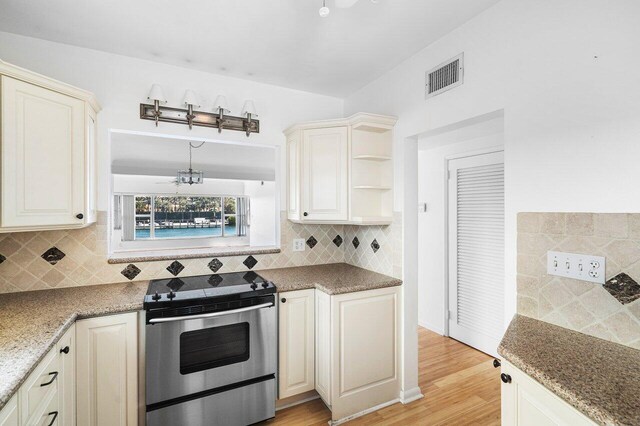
{"left": 144, "top": 271, "right": 277, "bottom": 426}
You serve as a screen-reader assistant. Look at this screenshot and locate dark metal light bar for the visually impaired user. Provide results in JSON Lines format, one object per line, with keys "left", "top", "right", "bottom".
{"left": 139, "top": 103, "right": 260, "bottom": 135}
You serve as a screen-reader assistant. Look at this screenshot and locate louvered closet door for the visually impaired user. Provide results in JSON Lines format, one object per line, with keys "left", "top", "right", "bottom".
{"left": 448, "top": 151, "right": 504, "bottom": 357}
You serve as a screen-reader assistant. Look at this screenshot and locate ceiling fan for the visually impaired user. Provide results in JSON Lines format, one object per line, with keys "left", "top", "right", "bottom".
{"left": 319, "top": 0, "right": 380, "bottom": 17}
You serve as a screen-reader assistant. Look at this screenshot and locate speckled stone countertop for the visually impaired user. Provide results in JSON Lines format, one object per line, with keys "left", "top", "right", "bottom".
{"left": 260, "top": 263, "right": 402, "bottom": 295}
{"left": 0, "top": 281, "right": 148, "bottom": 411}
{"left": 498, "top": 315, "right": 640, "bottom": 426}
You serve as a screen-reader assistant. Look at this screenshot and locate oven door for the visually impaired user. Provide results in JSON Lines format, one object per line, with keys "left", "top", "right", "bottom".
{"left": 145, "top": 300, "right": 276, "bottom": 405}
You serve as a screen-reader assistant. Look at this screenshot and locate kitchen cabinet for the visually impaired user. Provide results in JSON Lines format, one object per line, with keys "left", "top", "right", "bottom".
{"left": 0, "top": 396, "right": 18, "bottom": 426}
{"left": 278, "top": 289, "right": 316, "bottom": 398}
{"left": 57, "top": 324, "right": 75, "bottom": 426}
{"left": 285, "top": 113, "right": 396, "bottom": 225}
{"left": 317, "top": 286, "right": 400, "bottom": 423}
{"left": 0, "top": 60, "right": 100, "bottom": 232}
{"left": 501, "top": 359, "right": 597, "bottom": 426}
{"left": 76, "top": 312, "right": 138, "bottom": 426}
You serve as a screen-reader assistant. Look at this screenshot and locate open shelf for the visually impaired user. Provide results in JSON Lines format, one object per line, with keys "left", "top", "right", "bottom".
{"left": 353, "top": 155, "right": 392, "bottom": 162}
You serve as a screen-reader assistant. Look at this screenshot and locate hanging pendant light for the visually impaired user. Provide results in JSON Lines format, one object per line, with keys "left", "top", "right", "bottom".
{"left": 319, "top": 0, "right": 330, "bottom": 17}
{"left": 177, "top": 142, "right": 205, "bottom": 185}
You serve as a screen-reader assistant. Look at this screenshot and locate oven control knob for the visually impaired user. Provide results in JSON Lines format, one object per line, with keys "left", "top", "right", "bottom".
{"left": 152, "top": 292, "right": 161, "bottom": 301}
{"left": 167, "top": 290, "right": 176, "bottom": 300}
{"left": 250, "top": 282, "right": 258, "bottom": 290}
{"left": 262, "top": 281, "right": 269, "bottom": 288}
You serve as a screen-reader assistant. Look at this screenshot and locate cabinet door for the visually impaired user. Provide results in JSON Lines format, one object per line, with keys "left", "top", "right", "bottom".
{"left": 501, "top": 360, "right": 597, "bottom": 426}
{"left": 278, "top": 289, "right": 315, "bottom": 398}
{"left": 330, "top": 286, "right": 400, "bottom": 422}
{"left": 1, "top": 76, "right": 85, "bottom": 229}
{"left": 0, "top": 396, "right": 19, "bottom": 426}
{"left": 287, "top": 133, "right": 301, "bottom": 221}
{"left": 57, "top": 324, "right": 75, "bottom": 426}
{"left": 76, "top": 313, "right": 138, "bottom": 426}
{"left": 315, "top": 290, "right": 331, "bottom": 406}
{"left": 302, "top": 127, "right": 348, "bottom": 221}
{"left": 85, "top": 108, "right": 98, "bottom": 224}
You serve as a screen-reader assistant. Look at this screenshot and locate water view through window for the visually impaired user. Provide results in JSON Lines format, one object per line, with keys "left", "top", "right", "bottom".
{"left": 133, "top": 195, "right": 244, "bottom": 240}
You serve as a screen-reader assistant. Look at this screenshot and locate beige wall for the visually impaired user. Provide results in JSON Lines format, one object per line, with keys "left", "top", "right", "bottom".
{"left": 517, "top": 213, "right": 640, "bottom": 349}
{"left": 0, "top": 212, "right": 401, "bottom": 294}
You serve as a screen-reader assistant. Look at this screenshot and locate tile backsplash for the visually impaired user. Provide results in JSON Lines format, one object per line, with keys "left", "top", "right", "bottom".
{"left": 0, "top": 211, "right": 402, "bottom": 294}
{"left": 517, "top": 213, "right": 640, "bottom": 349}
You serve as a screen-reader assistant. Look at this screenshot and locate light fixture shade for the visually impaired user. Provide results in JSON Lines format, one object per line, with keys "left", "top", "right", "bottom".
{"left": 147, "top": 84, "right": 167, "bottom": 103}
{"left": 183, "top": 90, "right": 200, "bottom": 107}
{"left": 213, "top": 95, "right": 230, "bottom": 114}
{"left": 241, "top": 100, "right": 258, "bottom": 118}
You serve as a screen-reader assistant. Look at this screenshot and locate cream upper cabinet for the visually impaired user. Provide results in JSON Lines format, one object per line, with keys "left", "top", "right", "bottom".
{"left": 285, "top": 113, "right": 396, "bottom": 225}
{"left": 315, "top": 286, "right": 400, "bottom": 423}
{"left": 302, "top": 127, "right": 348, "bottom": 222}
{"left": 0, "top": 61, "right": 100, "bottom": 232}
{"left": 501, "top": 360, "right": 597, "bottom": 426}
{"left": 278, "top": 289, "right": 316, "bottom": 399}
{"left": 76, "top": 312, "right": 138, "bottom": 426}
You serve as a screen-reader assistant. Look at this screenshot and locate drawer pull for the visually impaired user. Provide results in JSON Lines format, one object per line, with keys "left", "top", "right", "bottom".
{"left": 60, "top": 346, "right": 70, "bottom": 354}
{"left": 500, "top": 373, "right": 512, "bottom": 384}
{"left": 47, "top": 411, "right": 59, "bottom": 426}
{"left": 493, "top": 359, "right": 501, "bottom": 368}
{"left": 40, "top": 371, "right": 58, "bottom": 387}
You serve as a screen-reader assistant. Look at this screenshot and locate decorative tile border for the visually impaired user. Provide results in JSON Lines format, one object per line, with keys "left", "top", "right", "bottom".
{"left": 0, "top": 211, "right": 403, "bottom": 293}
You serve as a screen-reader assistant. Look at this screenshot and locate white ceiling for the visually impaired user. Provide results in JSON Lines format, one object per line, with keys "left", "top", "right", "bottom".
{"left": 111, "top": 133, "right": 276, "bottom": 181}
{"left": 0, "top": 0, "right": 500, "bottom": 97}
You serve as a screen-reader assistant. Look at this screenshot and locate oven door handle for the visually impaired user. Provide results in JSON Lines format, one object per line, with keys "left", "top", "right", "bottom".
{"left": 148, "top": 302, "right": 274, "bottom": 324}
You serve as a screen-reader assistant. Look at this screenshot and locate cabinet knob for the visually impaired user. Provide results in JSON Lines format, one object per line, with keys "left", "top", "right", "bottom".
{"left": 500, "top": 373, "right": 512, "bottom": 384}
{"left": 60, "top": 346, "right": 70, "bottom": 354}
{"left": 76, "top": 213, "right": 84, "bottom": 219}
{"left": 281, "top": 298, "right": 287, "bottom": 303}
{"left": 303, "top": 212, "right": 308, "bottom": 217}
{"left": 493, "top": 359, "right": 501, "bottom": 368}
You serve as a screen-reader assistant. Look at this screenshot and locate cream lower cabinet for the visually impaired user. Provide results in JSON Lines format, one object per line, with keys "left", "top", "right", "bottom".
{"left": 501, "top": 360, "right": 597, "bottom": 426}
{"left": 76, "top": 312, "right": 138, "bottom": 426}
{"left": 317, "top": 286, "right": 400, "bottom": 423}
{"left": 0, "top": 324, "right": 75, "bottom": 426}
{"left": 278, "top": 289, "right": 316, "bottom": 398}
{"left": 0, "top": 60, "right": 100, "bottom": 232}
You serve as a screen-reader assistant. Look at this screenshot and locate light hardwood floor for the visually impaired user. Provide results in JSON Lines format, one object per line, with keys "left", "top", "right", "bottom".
{"left": 267, "top": 327, "right": 501, "bottom": 425}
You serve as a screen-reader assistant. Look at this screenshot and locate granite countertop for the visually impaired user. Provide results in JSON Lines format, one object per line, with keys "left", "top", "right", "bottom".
{"left": 0, "top": 263, "right": 400, "bottom": 411}
{"left": 0, "top": 281, "right": 148, "bottom": 411}
{"left": 498, "top": 315, "right": 640, "bottom": 426}
{"left": 260, "top": 263, "right": 402, "bottom": 295}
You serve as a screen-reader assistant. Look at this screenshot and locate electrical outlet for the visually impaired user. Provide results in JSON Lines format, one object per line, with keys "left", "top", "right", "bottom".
{"left": 546, "top": 251, "right": 606, "bottom": 284}
{"left": 293, "top": 238, "right": 305, "bottom": 252}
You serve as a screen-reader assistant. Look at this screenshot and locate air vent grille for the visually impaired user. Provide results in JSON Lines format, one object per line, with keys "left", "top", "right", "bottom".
{"left": 425, "top": 53, "right": 464, "bottom": 99}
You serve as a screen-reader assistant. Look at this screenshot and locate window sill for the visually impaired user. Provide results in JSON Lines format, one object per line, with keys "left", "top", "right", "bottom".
{"left": 107, "top": 246, "right": 281, "bottom": 264}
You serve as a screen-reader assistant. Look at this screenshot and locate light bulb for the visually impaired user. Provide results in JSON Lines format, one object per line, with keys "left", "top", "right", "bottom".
{"left": 319, "top": 5, "right": 330, "bottom": 17}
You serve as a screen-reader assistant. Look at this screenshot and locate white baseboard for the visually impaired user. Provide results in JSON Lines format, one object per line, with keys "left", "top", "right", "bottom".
{"left": 400, "top": 387, "right": 424, "bottom": 404}
{"left": 329, "top": 398, "right": 401, "bottom": 425}
{"left": 276, "top": 392, "right": 320, "bottom": 411}
{"left": 418, "top": 319, "right": 444, "bottom": 335}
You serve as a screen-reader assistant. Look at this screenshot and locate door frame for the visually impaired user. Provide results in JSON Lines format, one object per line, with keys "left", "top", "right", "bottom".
{"left": 442, "top": 146, "right": 504, "bottom": 338}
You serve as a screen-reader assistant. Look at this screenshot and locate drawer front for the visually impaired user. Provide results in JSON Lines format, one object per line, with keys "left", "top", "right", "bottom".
{"left": 25, "top": 390, "right": 58, "bottom": 426}
{"left": 20, "top": 347, "right": 60, "bottom": 421}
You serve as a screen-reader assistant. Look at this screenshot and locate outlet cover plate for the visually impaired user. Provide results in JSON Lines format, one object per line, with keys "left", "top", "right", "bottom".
{"left": 293, "top": 238, "right": 305, "bottom": 252}
{"left": 546, "top": 251, "right": 606, "bottom": 284}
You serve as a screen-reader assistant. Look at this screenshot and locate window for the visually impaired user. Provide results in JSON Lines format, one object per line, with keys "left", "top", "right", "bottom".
{"left": 115, "top": 194, "right": 249, "bottom": 242}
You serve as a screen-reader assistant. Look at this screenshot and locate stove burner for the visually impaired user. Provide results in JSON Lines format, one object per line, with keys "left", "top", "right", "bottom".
{"left": 208, "top": 274, "right": 223, "bottom": 287}
{"left": 167, "top": 278, "right": 185, "bottom": 292}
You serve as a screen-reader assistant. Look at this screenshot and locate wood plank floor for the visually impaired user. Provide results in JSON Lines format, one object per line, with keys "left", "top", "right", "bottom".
{"left": 267, "top": 327, "right": 500, "bottom": 425}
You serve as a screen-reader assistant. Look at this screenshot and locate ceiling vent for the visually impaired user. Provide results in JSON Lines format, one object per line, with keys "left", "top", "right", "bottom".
{"left": 425, "top": 53, "right": 464, "bottom": 99}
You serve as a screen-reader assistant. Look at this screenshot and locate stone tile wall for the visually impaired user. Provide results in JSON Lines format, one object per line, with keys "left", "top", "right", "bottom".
{"left": 517, "top": 213, "right": 640, "bottom": 349}
{"left": 0, "top": 211, "right": 402, "bottom": 293}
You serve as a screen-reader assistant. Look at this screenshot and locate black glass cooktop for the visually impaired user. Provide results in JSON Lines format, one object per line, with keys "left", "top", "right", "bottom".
{"left": 144, "top": 271, "right": 276, "bottom": 308}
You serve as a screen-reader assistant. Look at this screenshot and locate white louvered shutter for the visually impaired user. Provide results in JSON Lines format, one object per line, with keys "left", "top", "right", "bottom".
{"left": 448, "top": 151, "right": 504, "bottom": 357}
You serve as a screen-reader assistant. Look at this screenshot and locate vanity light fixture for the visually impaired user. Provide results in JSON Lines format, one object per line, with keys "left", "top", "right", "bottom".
{"left": 147, "top": 84, "right": 167, "bottom": 126}
{"left": 140, "top": 90, "right": 260, "bottom": 135}
{"left": 241, "top": 100, "right": 259, "bottom": 137}
{"left": 213, "top": 95, "right": 231, "bottom": 134}
{"left": 182, "top": 90, "right": 200, "bottom": 130}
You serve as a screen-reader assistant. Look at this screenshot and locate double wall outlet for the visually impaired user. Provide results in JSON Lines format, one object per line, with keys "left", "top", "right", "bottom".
{"left": 546, "top": 251, "right": 606, "bottom": 284}
{"left": 293, "top": 238, "right": 305, "bottom": 252}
